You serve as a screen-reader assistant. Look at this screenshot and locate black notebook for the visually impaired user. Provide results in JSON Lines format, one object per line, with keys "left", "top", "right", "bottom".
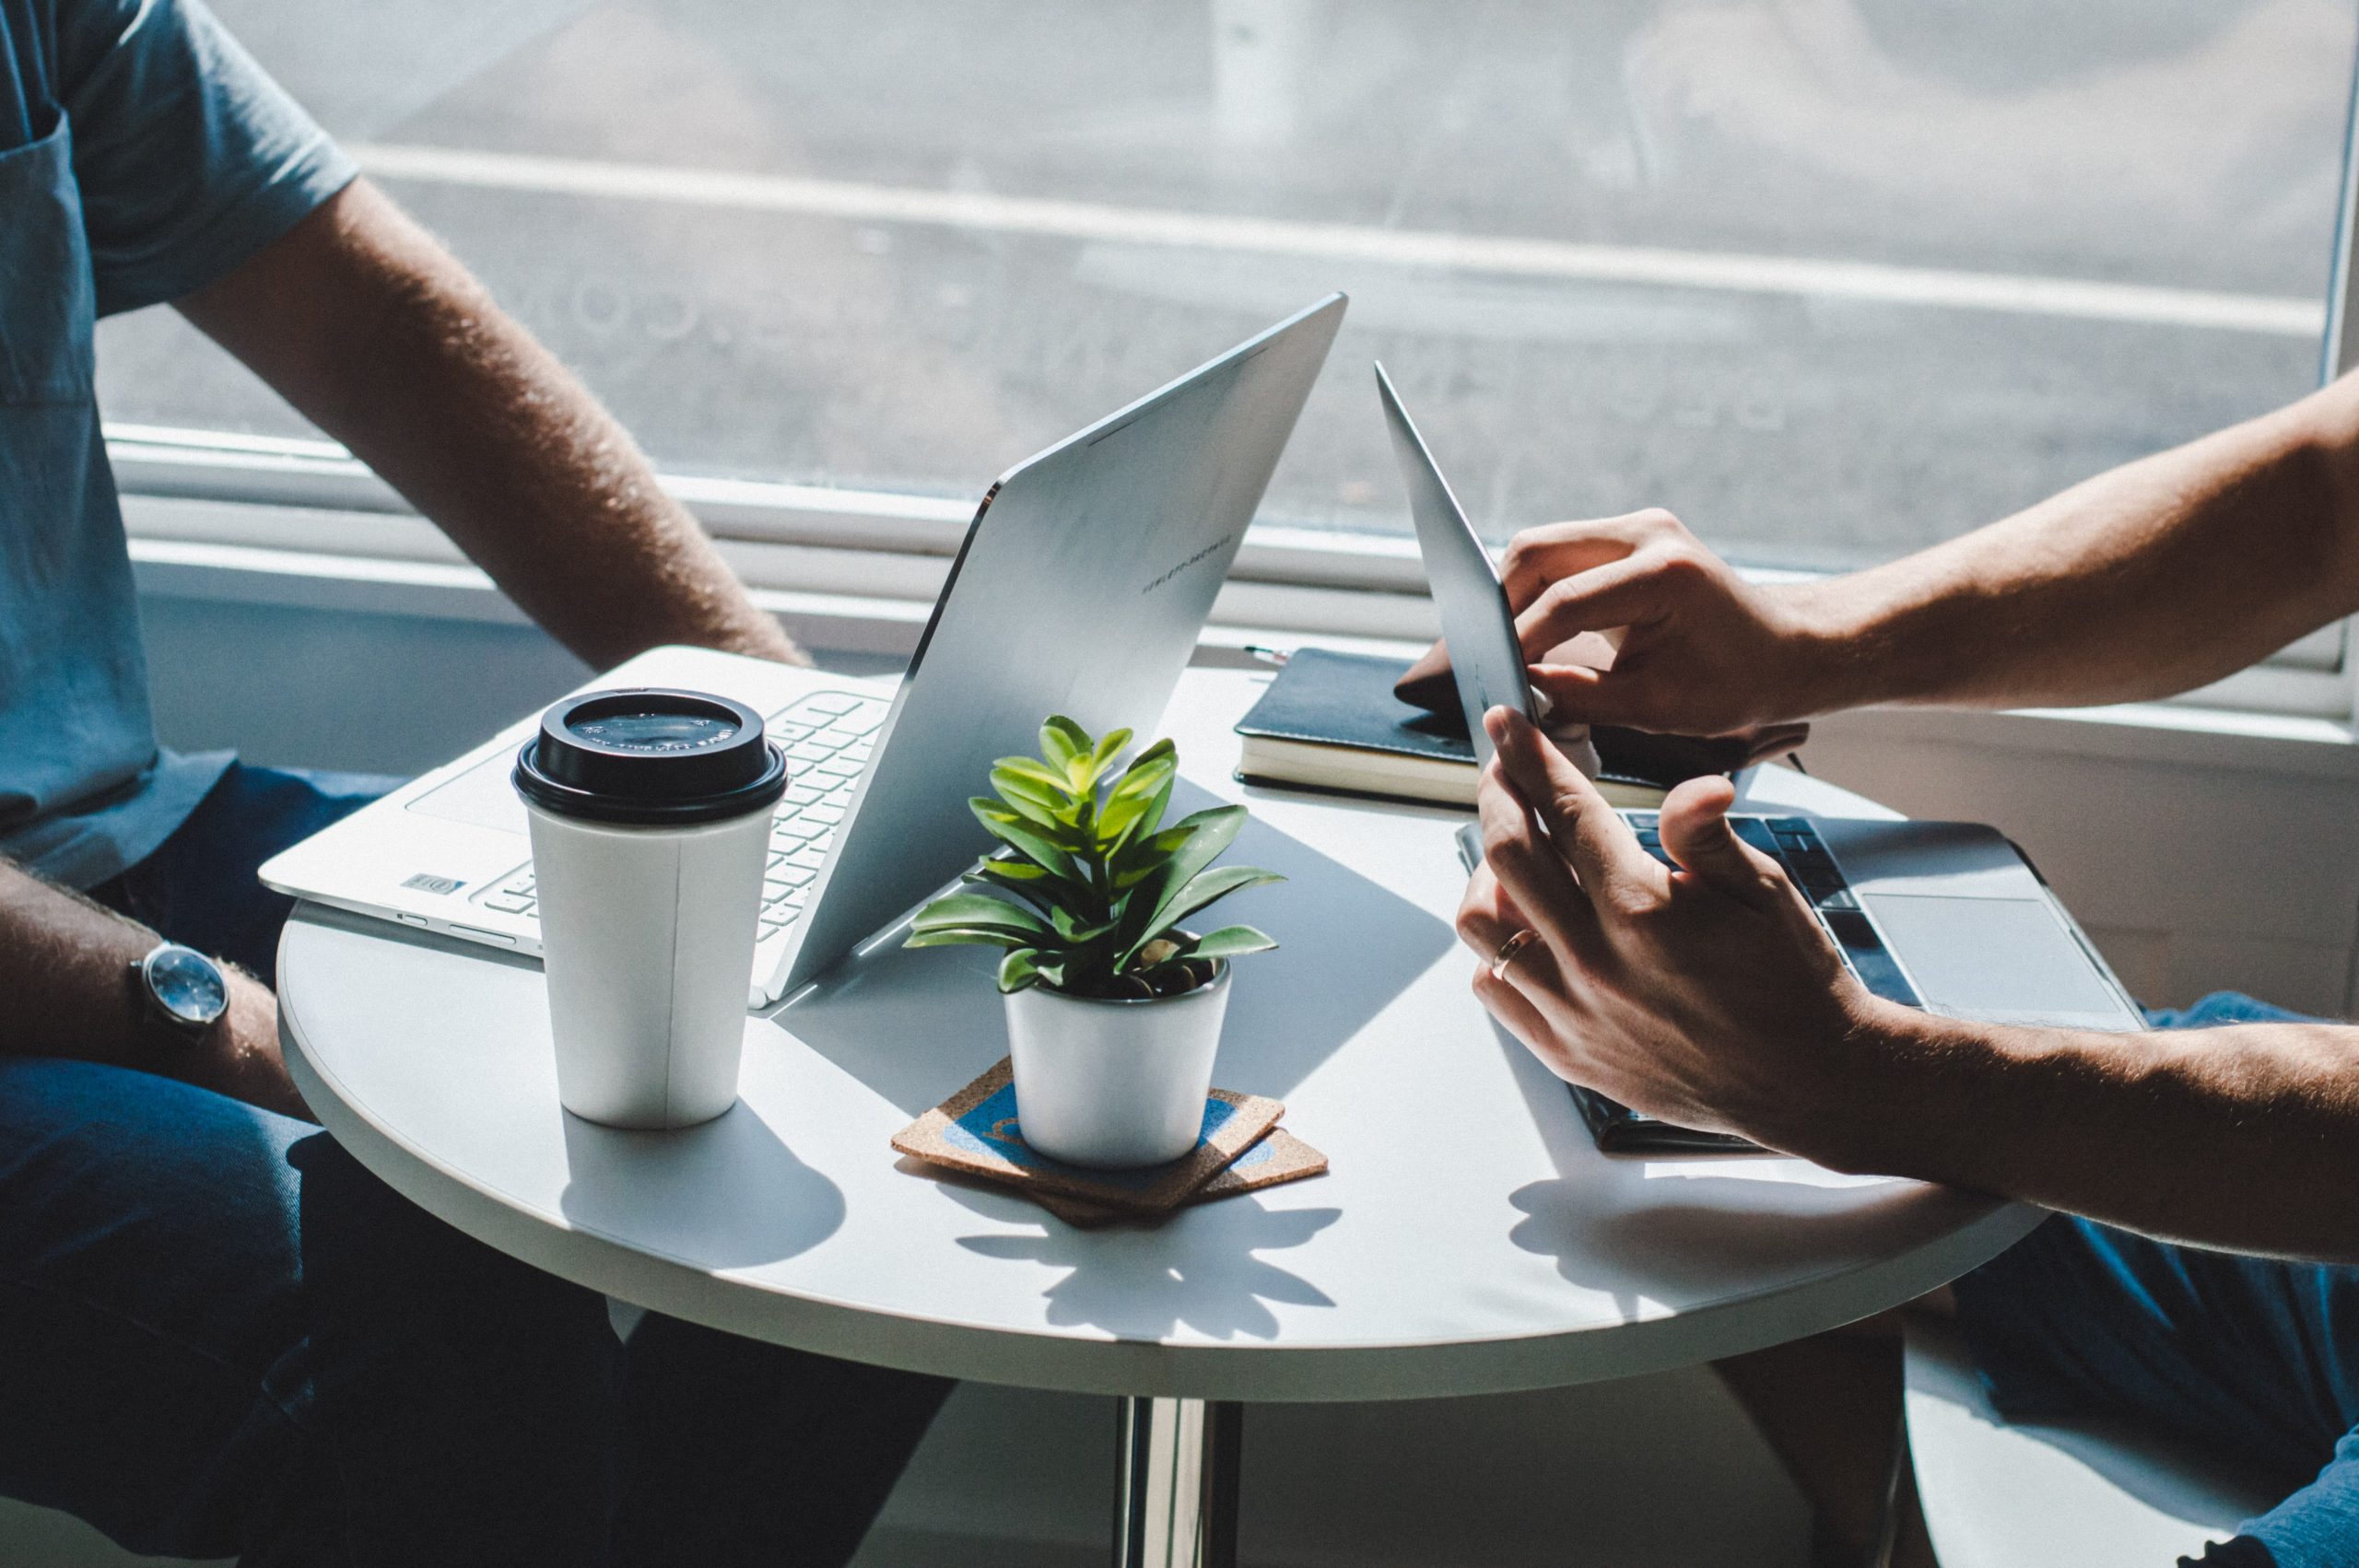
{"left": 1567, "top": 1087, "right": 1760, "bottom": 1155}
{"left": 1233, "top": 648, "right": 1728, "bottom": 810}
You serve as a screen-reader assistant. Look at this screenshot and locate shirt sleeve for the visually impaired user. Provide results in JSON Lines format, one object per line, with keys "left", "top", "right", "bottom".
{"left": 52, "top": 0, "right": 357, "bottom": 315}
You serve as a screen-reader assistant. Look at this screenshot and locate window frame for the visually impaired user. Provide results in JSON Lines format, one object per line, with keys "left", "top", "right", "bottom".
{"left": 105, "top": 26, "right": 2359, "bottom": 731}
{"left": 108, "top": 415, "right": 2359, "bottom": 723}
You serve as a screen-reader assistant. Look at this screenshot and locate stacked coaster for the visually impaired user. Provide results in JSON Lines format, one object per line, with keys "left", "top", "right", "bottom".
{"left": 891, "top": 1058, "right": 1327, "bottom": 1227}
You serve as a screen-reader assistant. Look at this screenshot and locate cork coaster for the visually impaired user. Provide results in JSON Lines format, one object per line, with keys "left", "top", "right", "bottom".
{"left": 1028, "top": 1128, "right": 1329, "bottom": 1228}
{"left": 890, "top": 1057, "right": 1283, "bottom": 1215}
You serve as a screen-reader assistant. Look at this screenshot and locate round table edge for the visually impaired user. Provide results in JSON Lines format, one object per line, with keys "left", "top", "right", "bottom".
{"left": 280, "top": 915, "right": 2045, "bottom": 1402}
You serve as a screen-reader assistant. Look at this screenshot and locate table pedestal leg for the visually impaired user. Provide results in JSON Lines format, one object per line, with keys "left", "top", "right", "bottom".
{"left": 1114, "top": 1397, "right": 1242, "bottom": 1568}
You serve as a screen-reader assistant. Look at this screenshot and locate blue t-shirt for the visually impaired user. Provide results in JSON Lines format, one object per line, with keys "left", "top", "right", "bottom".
{"left": 0, "top": 0, "right": 353, "bottom": 889}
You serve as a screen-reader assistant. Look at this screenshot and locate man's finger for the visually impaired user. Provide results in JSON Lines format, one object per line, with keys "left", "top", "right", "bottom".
{"left": 1528, "top": 662, "right": 1664, "bottom": 731}
{"left": 1398, "top": 517, "right": 1669, "bottom": 713}
{"left": 1471, "top": 964, "right": 1555, "bottom": 1059}
{"left": 1656, "top": 776, "right": 1788, "bottom": 909}
{"left": 1485, "top": 706, "right": 1663, "bottom": 905}
{"left": 1513, "top": 557, "right": 1674, "bottom": 664}
{"left": 1496, "top": 521, "right": 1654, "bottom": 611}
{"left": 1454, "top": 863, "right": 1529, "bottom": 958}
{"left": 1476, "top": 755, "right": 1599, "bottom": 963}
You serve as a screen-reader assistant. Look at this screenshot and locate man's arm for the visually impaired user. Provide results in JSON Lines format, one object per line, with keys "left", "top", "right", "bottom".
{"left": 175, "top": 181, "right": 803, "bottom": 672}
{"left": 0, "top": 862, "right": 303, "bottom": 1118}
{"left": 1854, "top": 1006, "right": 2359, "bottom": 1263}
{"left": 1402, "top": 374, "right": 2359, "bottom": 732}
{"left": 1790, "top": 374, "right": 2359, "bottom": 713}
{"left": 1461, "top": 707, "right": 2359, "bottom": 1264}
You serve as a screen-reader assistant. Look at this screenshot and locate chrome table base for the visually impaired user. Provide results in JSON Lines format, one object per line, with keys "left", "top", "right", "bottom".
{"left": 1114, "top": 1398, "right": 1242, "bottom": 1568}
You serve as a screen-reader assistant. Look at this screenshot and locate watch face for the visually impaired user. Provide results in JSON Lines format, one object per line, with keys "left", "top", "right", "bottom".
{"left": 147, "top": 946, "right": 228, "bottom": 1028}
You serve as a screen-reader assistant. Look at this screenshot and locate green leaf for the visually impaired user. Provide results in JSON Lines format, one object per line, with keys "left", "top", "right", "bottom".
{"left": 970, "top": 799, "right": 1078, "bottom": 881}
{"left": 910, "top": 892, "right": 1052, "bottom": 939}
{"left": 1104, "top": 738, "right": 1174, "bottom": 801}
{"left": 1086, "top": 726, "right": 1133, "bottom": 777}
{"left": 992, "top": 755, "right": 1078, "bottom": 800}
{"left": 1097, "top": 743, "right": 1176, "bottom": 847}
{"left": 968, "top": 857, "right": 1078, "bottom": 900}
{"left": 1127, "top": 858, "right": 1292, "bottom": 952}
{"left": 1181, "top": 925, "right": 1279, "bottom": 960}
{"left": 905, "top": 927, "right": 1031, "bottom": 951}
{"left": 996, "top": 948, "right": 1072, "bottom": 993}
{"left": 1048, "top": 904, "right": 1115, "bottom": 943}
{"left": 991, "top": 776, "right": 1097, "bottom": 846}
{"left": 1110, "top": 821, "right": 1193, "bottom": 887}
{"left": 1150, "top": 806, "right": 1247, "bottom": 893}
{"left": 968, "top": 857, "right": 1050, "bottom": 882}
{"left": 996, "top": 948, "right": 1045, "bottom": 992}
{"left": 1154, "top": 865, "right": 1284, "bottom": 935}
{"left": 1039, "top": 717, "right": 1090, "bottom": 775}
{"left": 1110, "top": 772, "right": 1174, "bottom": 857}
{"left": 1108, "top": 807, "right": 1248, "bottom": 958}
{"left": 989, "top": 778, "right": 1072, "bottom": 834}
{"left": 991, "top": 763, "right": 1070, "bottom": 806}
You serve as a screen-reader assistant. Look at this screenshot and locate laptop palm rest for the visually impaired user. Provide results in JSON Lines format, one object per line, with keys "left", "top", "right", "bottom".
{"left": 409, "top": 752, "right": 532, "bottom": 835}
{"left": 1819, "top": 818, "right": 2142, "bottom": 1032}
{"left": 1859, "top": 892, "right": 2132, "bottom": 1028}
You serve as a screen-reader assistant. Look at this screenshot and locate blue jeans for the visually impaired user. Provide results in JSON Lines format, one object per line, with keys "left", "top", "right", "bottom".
{"left": 6, "top": 763, "right": 950, "bottom": 1566}
{"left": 1954, "top": 992, "right": 2358, "bottom": 1568}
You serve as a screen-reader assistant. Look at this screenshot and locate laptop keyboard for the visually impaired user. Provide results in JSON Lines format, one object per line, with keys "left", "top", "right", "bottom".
{"left": 471, "top": 691, "right": 892, "bottom": 943}
{"left": 1623, "top": 812, "right": 1923, "bottom": 1010}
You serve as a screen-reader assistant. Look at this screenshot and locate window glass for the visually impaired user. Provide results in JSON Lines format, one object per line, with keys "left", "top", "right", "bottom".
{"left": 94, "top": 0, "right": 2353, "bottom": 567}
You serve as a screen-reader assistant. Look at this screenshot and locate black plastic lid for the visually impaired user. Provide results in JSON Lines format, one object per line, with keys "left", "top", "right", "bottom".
{"left": 513, "top": 687, "right": 787, "bottom": 825}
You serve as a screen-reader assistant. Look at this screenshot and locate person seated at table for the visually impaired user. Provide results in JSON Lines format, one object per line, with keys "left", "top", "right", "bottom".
{"left": 1421, "top": 369, "right": 2359, "bottom": 1568}
{"left": 0, "top": 0, "right": 946, "bottom": 1562}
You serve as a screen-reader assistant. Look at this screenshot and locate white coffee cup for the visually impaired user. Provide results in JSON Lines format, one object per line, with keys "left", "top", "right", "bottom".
{"left": 513, "top": 688, "right": 786, "bottom": 1129}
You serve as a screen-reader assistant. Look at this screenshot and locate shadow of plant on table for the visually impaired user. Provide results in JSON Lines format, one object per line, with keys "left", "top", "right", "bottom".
{"left": 941, "top": 1182, "right": 1344, "bottom": 1341}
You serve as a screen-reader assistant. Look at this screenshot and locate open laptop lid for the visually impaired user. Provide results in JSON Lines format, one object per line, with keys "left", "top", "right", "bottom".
{"left": 769, "top": 293, "right": 1349, "bottom": 998}
{"left": 1374, "top": 363, "right": 1536, "bottom": 772}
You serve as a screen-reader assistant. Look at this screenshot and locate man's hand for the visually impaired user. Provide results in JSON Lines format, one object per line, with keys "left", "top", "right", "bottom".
{"left": 1455, "top": 705, "right": 1896, "bottom": 1156}
{"left": 0, "top": 862, "right": 311, "bottom": 1122}
{"left": 196, "top": 968, "right": 311, "bottom": 1122}
{"left": 1399, "top": 509, "right": 1832, "bottom": 736}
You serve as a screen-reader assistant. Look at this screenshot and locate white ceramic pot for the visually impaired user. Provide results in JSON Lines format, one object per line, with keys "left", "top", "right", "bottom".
{"left": 1003, "top": 963, "right": 1231, "bottom": 1169}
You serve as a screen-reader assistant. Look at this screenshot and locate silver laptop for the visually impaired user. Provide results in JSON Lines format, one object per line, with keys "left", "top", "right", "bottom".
{"left": 262, "top": 293, "right": 1348, "bottom": 1005}
{"left": 1374, "top": 362, "right": 2144, "bottom": 1045}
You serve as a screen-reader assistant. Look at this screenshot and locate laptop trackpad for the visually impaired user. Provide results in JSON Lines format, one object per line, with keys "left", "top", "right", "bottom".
{"left": 408, "top": 752, "right": 528, "bottom": 835}
{"left": 1860, "top": 893, "right": 2128, "bottom": 1024}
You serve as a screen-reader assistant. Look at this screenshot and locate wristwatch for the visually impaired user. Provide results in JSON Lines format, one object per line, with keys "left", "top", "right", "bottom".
{"left": 129, "top": 942, "right": 229, "bottom": 1038}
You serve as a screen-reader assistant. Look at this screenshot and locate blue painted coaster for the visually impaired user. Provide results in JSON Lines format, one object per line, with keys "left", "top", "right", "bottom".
{"left": 891, "top": 1057, "right": 1284, "bottom": 1214}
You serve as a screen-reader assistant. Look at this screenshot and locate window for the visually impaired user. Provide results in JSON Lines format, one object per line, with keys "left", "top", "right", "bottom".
{"left": 100, "top": 1, "right": 2359, "bottom": 708}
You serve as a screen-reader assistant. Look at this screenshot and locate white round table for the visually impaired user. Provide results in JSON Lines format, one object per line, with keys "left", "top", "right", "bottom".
{"left": 279, "top": 667, "right": 2039, "bottom": 1567}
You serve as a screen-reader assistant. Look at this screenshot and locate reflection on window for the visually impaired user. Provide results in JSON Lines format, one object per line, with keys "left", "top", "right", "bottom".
{"left": 97, "top": 0, "right": 2353, "bottom": 568}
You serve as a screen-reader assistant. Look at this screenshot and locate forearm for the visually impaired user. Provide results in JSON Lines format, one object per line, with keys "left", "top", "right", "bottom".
{"left": 180, "top": 181, "right": 800, "bottom": 671}
{"left": 0, "top": 863, "right": 299, "bottom": 1115}
{"left": 1777, "top": 377, "right": 2359, "bottom": 714}
{"left": 1823, "top": 1006, "right": 2359, "bottom": 1262}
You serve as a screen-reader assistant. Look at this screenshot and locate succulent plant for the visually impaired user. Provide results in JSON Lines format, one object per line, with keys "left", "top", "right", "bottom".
{"left": 905, "top": 716, "right": 1281, "bottom": 999}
